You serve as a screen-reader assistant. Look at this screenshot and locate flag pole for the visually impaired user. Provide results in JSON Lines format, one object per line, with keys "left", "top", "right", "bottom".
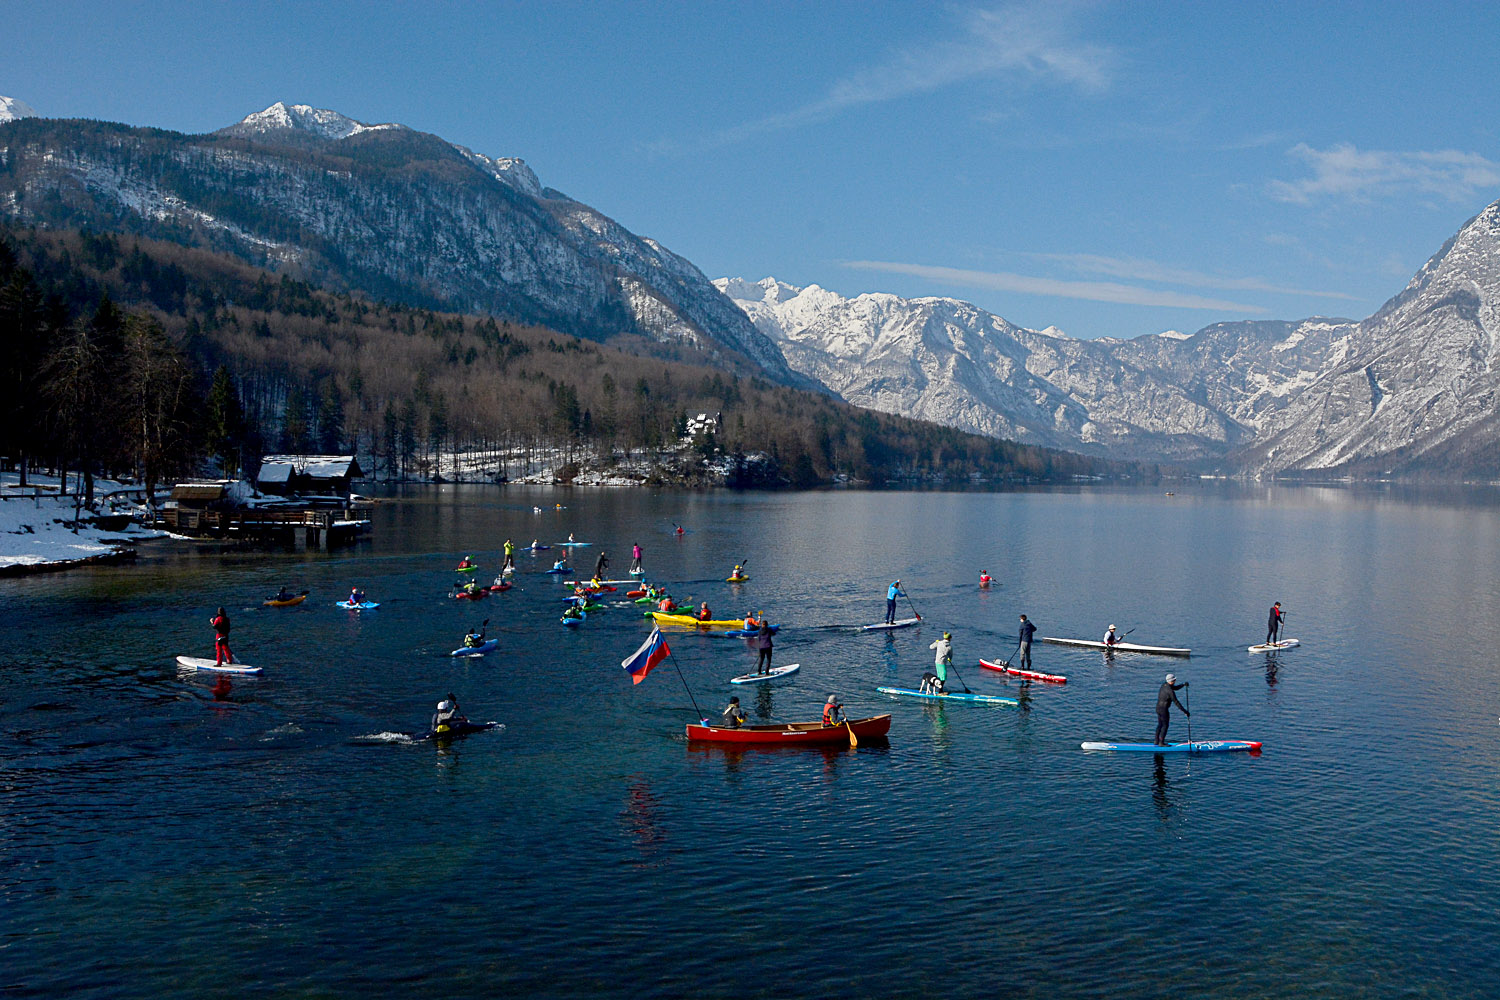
{"left": 666, "top": 647, "right": 707, "bottom": 721}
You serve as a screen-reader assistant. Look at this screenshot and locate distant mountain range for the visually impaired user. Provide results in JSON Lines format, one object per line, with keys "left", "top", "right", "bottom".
{"left": 719, "top": 200, "right": 1500, "bottom": 476}
{"left": 5, "top": 95, "right": 1500, "bottom": 477}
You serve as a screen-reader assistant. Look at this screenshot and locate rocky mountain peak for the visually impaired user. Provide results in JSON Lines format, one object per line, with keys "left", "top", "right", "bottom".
{"left": 0, "top": 96, "right": 37, "bottom": 123}
{"left": 221, "top": 102, "right": 404, "bottom": 141}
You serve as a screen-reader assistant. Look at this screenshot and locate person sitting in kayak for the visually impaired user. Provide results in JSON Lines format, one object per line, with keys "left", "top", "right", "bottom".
{"left": 823, "top": 695, "right": 845, "bottom": 727}
{"left": 463, "top": 625, "right": 486, "bottom": 648}
{"left": 210, "top": 607, "right": 233, "bottom": 666}
{"left": 432, "top": 694, "right": 466, "bottom": 732}
{"left": 744, "top": 611, "right": 762, "bottom": 630}
{"left": 1104, "top": 624, "right": 1122, "bottom": 648}
{"left": 274, "top": 586, "right": 294, "bottom": 602}
{"left": 720, "top": 696, "right": 746, "bottom": 729}
{"left": 979, "top": 571, "right": 992, "bottom": 587}
{"left": 458, "top": 555, "right": 474, "bottom": 569}
{"left": 552, "top": 559, "right": 568, "bottom": 572}
{"left": 493, "top": 573, "right": 508, "bottom": 588}
{"left": 562, "top": 605, "right": 584, "bottom": 622}
{"left": 731, "top": 564, "right": 744, "bottom": 580}
{"left": 658, "top": 595, "right": 678, "bottom": 613}
{"left": 696, "top": 603, "right": 713, "bottom": 622}
{"left": 928, "top": 632, "right": 953, "bottom": 692}
{"left": 673, "top": 524, "right": 684, "bottom": 535}
{"left": 589, "top": 576, "right": 604, "bottom": 590}
{"left": 568, "top": 533, "right": 576, "bottom": 544}
{"left": 349, "top": 586, "right": 365, "bottom": 605}
{"left": 1155, "top": 673, "right": 1189, "bottom": 746}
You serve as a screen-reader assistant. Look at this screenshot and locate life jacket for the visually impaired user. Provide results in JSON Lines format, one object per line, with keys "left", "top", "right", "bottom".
{"left": 659, "top": 598, "right": 675, "bottom": 612}
{"left": 697, "top": 607, "right": 712, "bottom": 621}
{"left": 823, "top": 703, "right": 837, "bottom": 725}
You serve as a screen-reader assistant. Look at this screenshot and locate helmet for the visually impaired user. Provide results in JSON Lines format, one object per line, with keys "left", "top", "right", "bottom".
{"left": 437, "top": 700, "right": 452, "bottom": 711}
{"left": 827, "top": 694, "right": 838, "bottom": 703}
{"left": 943, "top": 632, "right": 951, "bottom": 639}
{"left": 1164, "top": 674, "right": 1176, "bottom": 685}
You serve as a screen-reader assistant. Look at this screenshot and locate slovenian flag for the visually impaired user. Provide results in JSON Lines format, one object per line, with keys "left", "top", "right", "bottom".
{"left": 622, "top": 628, "right": 670, "bottom": 685}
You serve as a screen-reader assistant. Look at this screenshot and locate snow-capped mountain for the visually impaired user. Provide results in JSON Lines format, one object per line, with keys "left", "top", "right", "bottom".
{"left": 0, "top": 96, "right": 37, "bottom": 122}
{"left": 718, "top": 276, "right": 1359, "bottom": 464}
{"left": 724, "top": 198, "right": 1500, "bottom": 474}
{"left": 0, "top": 102, "right": 798, "bottom": 381}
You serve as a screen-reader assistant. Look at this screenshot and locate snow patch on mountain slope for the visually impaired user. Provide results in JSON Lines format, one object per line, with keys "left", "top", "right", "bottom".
{"left": 0, "top": 96, "right": 37, "bottom": 122}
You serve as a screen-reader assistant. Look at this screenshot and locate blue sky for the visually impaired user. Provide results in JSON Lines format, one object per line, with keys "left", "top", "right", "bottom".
{"left": 6, "top": 0, "right": 1500, "bottom": 339}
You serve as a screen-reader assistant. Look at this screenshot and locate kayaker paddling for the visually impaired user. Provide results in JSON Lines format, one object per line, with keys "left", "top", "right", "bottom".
{"left": 696, "top": 602, "right": 713, "bottom": 622}
{"left": 1103, "top": 624, "right": 1122, "bottom": 648}
{"left": 1155, "top": 673, "right": 1189, "bottom": 746}
{"left": 979, "top": 571, "right": 992, "bottom": 588}
{"left": 432, "top": 693, "right": 467, "bottom": 732}
{"left": 349, "top": 586, "right": 366, "bottom": 605}
{"left": 210, "top": 607, "right": 233, "bottom": 666}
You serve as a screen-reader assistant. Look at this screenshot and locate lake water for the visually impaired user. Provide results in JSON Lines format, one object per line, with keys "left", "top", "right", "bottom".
{"left": 3, "top": 483, "right": 1499, "bottom": 998}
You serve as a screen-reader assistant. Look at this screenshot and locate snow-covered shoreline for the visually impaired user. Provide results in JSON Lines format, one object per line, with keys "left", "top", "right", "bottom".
{"left": 0, "top": 475, "right": 171, "bottom": 573}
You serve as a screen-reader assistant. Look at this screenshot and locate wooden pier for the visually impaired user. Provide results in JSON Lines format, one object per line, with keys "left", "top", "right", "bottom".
{"left": 153, "top": 502, "right": 375, "bottom": 549}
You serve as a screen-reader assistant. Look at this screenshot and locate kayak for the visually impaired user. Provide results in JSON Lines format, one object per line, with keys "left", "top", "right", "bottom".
{"left": 712, "top": 624, "right": 781, "bottom": 638}
{"left": 527, "top": 544, "right": 551, "bottom": 551}
{"left": 877, "top": 686, "right": 1018, "bottom": 707}
{"left": 455, "top": 565, "right": 479, "bottom": 573}
{"left": 452, "top": 589, "right": 488, "bottom": 601}
{"left": 451, "top": 638, "right": 499, "bottom": 656}
{"left": 1041, "top": 637, "right": 1191, "bottom": 657}
{"left": 557, "top": 541, "right": 591, "bottom": 547}
{"left": 415, "top": 720, "right": 501, "bottom": 742}
{"left": 561, "top": 613, "right": 586, "bottom": 626}
{"left": 726, "top": 575, "right": 750, "bottom": 583}
{"left": 176, "top": 656, "right": 262, "bottom": 675}
{"left": 263, "top": 591, "right": 308, "bottom": 607}
{"left": 643, "top": 604, "right": 694, "bottom": 617}
{"left": 626, "top": 589, "right": 648, "bottom": 598}
{"left": 563, "top": 580, "right": 631, "bottom": 586}
{"left": 569, "top": 585, "right": 618, "bottom": 593}
{"left": 652, "top": 612, "right": 745, "bottom": 628}
{"left": 545, "top": 567, "right": 572, "bottom": 574}
{"left": 861, "top": 618, "right": 921, "bottom": 631}
{"left": 485, "top": 582, "right": 513, "bottom": 593}
{"left": 686, "top": 714, "right": 891, "bottom": 745}
{"left": 335, "top": 600, "right": 381, "bottom": 610}
{"left": 729, "top": 663, "right": 801, "bottom": 684}
{"left": 1249, "top": 639, "right": 1300, "bottom": 652}
{"left": 1081, "top": 740, "right": 1262, "bottom": 753}
{"left": 979, "top": 658, "right": 1067, "bottom": 684}
{"left": 564, "top": 600, "right": 604, "bottom": 612}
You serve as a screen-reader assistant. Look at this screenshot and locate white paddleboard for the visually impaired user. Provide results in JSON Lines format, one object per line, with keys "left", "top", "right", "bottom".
{"left": 729, "top": 663, "right": 801, "bottom": 684}
{"left": 1248, "top": 638, "right": 1300, "bottom": 652}
{"left": 176, "top": 656, "right": 262, "bottom": 675}
{"left": 861, "top": 617, "right": 921, "bottom": 631}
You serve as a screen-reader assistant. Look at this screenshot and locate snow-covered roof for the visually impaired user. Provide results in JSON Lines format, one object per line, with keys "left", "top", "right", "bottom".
{"left": 259, "top": 455, "right": 362, "bottom": 479}
{"left": 257, "top": 464, "right": 292, "bottom": 483}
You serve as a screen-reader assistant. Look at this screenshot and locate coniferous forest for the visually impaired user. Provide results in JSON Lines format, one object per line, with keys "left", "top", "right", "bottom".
{"left": 0, "top": 223, "right": 1148, "bottom": 492}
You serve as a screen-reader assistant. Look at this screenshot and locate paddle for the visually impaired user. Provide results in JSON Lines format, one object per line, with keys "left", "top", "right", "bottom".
{"left": 1185, "top": 682, "right": 1192, "bottom": 746}
{"left": 465, "top": 617, "right": 490, "bottom": 646}
{"left": 1002, "top": 640, "right": 1021, "bottom": 668}
{"left": 844, "top": 717, "right": 858, "bottom": 748}
{"left": 903, "top": 588, "right": 922, "bottom": 622}
{"left": 945, "top": 656, "right": 972, "bottom": 694}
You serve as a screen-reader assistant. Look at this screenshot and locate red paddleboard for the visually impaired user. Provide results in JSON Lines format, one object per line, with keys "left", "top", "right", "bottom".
{"left": 979, "top": 658, "right": 1067, "bottom": 684}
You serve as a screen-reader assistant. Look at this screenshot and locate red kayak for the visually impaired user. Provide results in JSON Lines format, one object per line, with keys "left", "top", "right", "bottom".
{"left": 486, "top": 582, "right": 513, "bottom": 593}
{"left": 685, "top": 714, "right": 891, "bottom": 745}
{"left": 979, "top": 658, "right": 1067, "bottom": 684}
{"left": 452, "top": 589, "right": 488, "bottom": 601}
{"left": 626, "top": 589, "right": 647, "bottom": 598}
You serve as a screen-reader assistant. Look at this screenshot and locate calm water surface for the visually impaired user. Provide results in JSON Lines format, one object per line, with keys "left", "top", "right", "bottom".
{"left": 3, "top": 484, "right": 1499, "bottom": 998}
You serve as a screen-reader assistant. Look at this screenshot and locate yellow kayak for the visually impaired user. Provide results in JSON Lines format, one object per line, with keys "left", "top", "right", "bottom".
{"left": 651, "top": 612, "right": 746, "bottom": 628}
{"left": 726, "top": 575, "right": 750, "bottom": 583}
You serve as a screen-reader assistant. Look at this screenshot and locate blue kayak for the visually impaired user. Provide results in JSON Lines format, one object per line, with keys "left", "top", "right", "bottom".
{"left": 545, "top": 567, "right": 572, "bottom": 574}
{"left": 335, "top": 600, "right": 381, "bottom": 610}
{"left": 877, "top": 686, "right": 1018, "bottom": 706}
{"left": 711, "top": 624, "right": 782, "bottom": 638}
{"left": 1081, "top": 740, "right": 1262, "bottom": 753}
{"left": 561, "top": 612, "right": 586, "bottom": 626}
{"left": 451, "top": 638, "right": 499, "bottom": 656}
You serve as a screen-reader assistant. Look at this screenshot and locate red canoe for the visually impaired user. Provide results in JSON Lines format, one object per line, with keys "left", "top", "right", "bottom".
{"left": 685, "top": 714, "right": 891, "bottom": 745}
{"left": 979, "top": 658, "right": 1067, "bottom": 684}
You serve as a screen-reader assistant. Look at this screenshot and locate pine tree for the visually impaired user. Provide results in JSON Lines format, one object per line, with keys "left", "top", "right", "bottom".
{"left": 205, "top": 366, "right": 245, "bottom": 476}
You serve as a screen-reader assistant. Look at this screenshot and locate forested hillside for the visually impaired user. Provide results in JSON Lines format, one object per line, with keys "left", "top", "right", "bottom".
{"left": 0, "top": 223, "right": 1145, "bottom": 489}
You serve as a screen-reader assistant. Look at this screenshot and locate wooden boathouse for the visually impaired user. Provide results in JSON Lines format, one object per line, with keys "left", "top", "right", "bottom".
{"left": 155, "top": 462, "right": 373, "bottom": 549}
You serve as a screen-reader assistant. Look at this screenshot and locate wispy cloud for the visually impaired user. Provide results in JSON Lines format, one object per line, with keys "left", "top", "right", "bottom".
{"left": 1019, "top": 250, "right": 1358, "bottom": 300}
{"left": 652, "top": 3, "right": 1114, "bottom": 153}
{"left": 842, "top": 260, "right": 1269, "bottom": 312}
{"left": 1270, "top": 143, "right": 1500, "bottom": 204}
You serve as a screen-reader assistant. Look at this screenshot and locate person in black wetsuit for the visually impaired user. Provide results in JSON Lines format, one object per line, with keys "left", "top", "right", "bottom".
{"left": 1155, "top": 673, "right": 1189, "bottom": 746}
{"left": 1265, "top": 601, "right": 1284, "bottom": 646}
{"left": 594, "top": 551, "right": 609, "bottom": 579}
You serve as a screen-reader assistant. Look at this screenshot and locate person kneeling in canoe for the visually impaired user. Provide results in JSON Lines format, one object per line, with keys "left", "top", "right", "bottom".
{"left": 823, "top": 695, "right": 845, "bottom": 727}
{"left": 721, "top": 696, "right": 746, "bottom": 728}
{"left": 927, "top": 632, "right": 953, "bottom": 692}
{"left": 1155, "top": 673, "right": 1189, "bottom": 746}
{"left": 696, "top": 603, "right": 713, "bottom": 622}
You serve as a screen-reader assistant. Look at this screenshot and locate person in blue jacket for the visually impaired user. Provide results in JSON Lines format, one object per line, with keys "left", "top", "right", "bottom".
{"left": 885, "top": 580, "right": 905, "bottom": 624}
{"left": 1017, "top": 614, "right": 1037, "bottom": 670}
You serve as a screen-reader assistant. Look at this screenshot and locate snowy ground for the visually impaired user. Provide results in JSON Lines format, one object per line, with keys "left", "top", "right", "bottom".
{"left": 0, "top": 473, "right": 171, "bottom": 570}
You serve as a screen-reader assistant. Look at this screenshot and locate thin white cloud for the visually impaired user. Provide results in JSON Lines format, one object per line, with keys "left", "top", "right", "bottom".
{"left": 1270, "top": 143, "right": 1500, "bottom": 204}
{"left": 653, "top": 3, "right": 1114, "bottom": 153}
{"left": 1019, "top": 250, "right": 1358, "bottom": 300}
{"left": 842, "top": 260, "right": 1269, "bottom": 312}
